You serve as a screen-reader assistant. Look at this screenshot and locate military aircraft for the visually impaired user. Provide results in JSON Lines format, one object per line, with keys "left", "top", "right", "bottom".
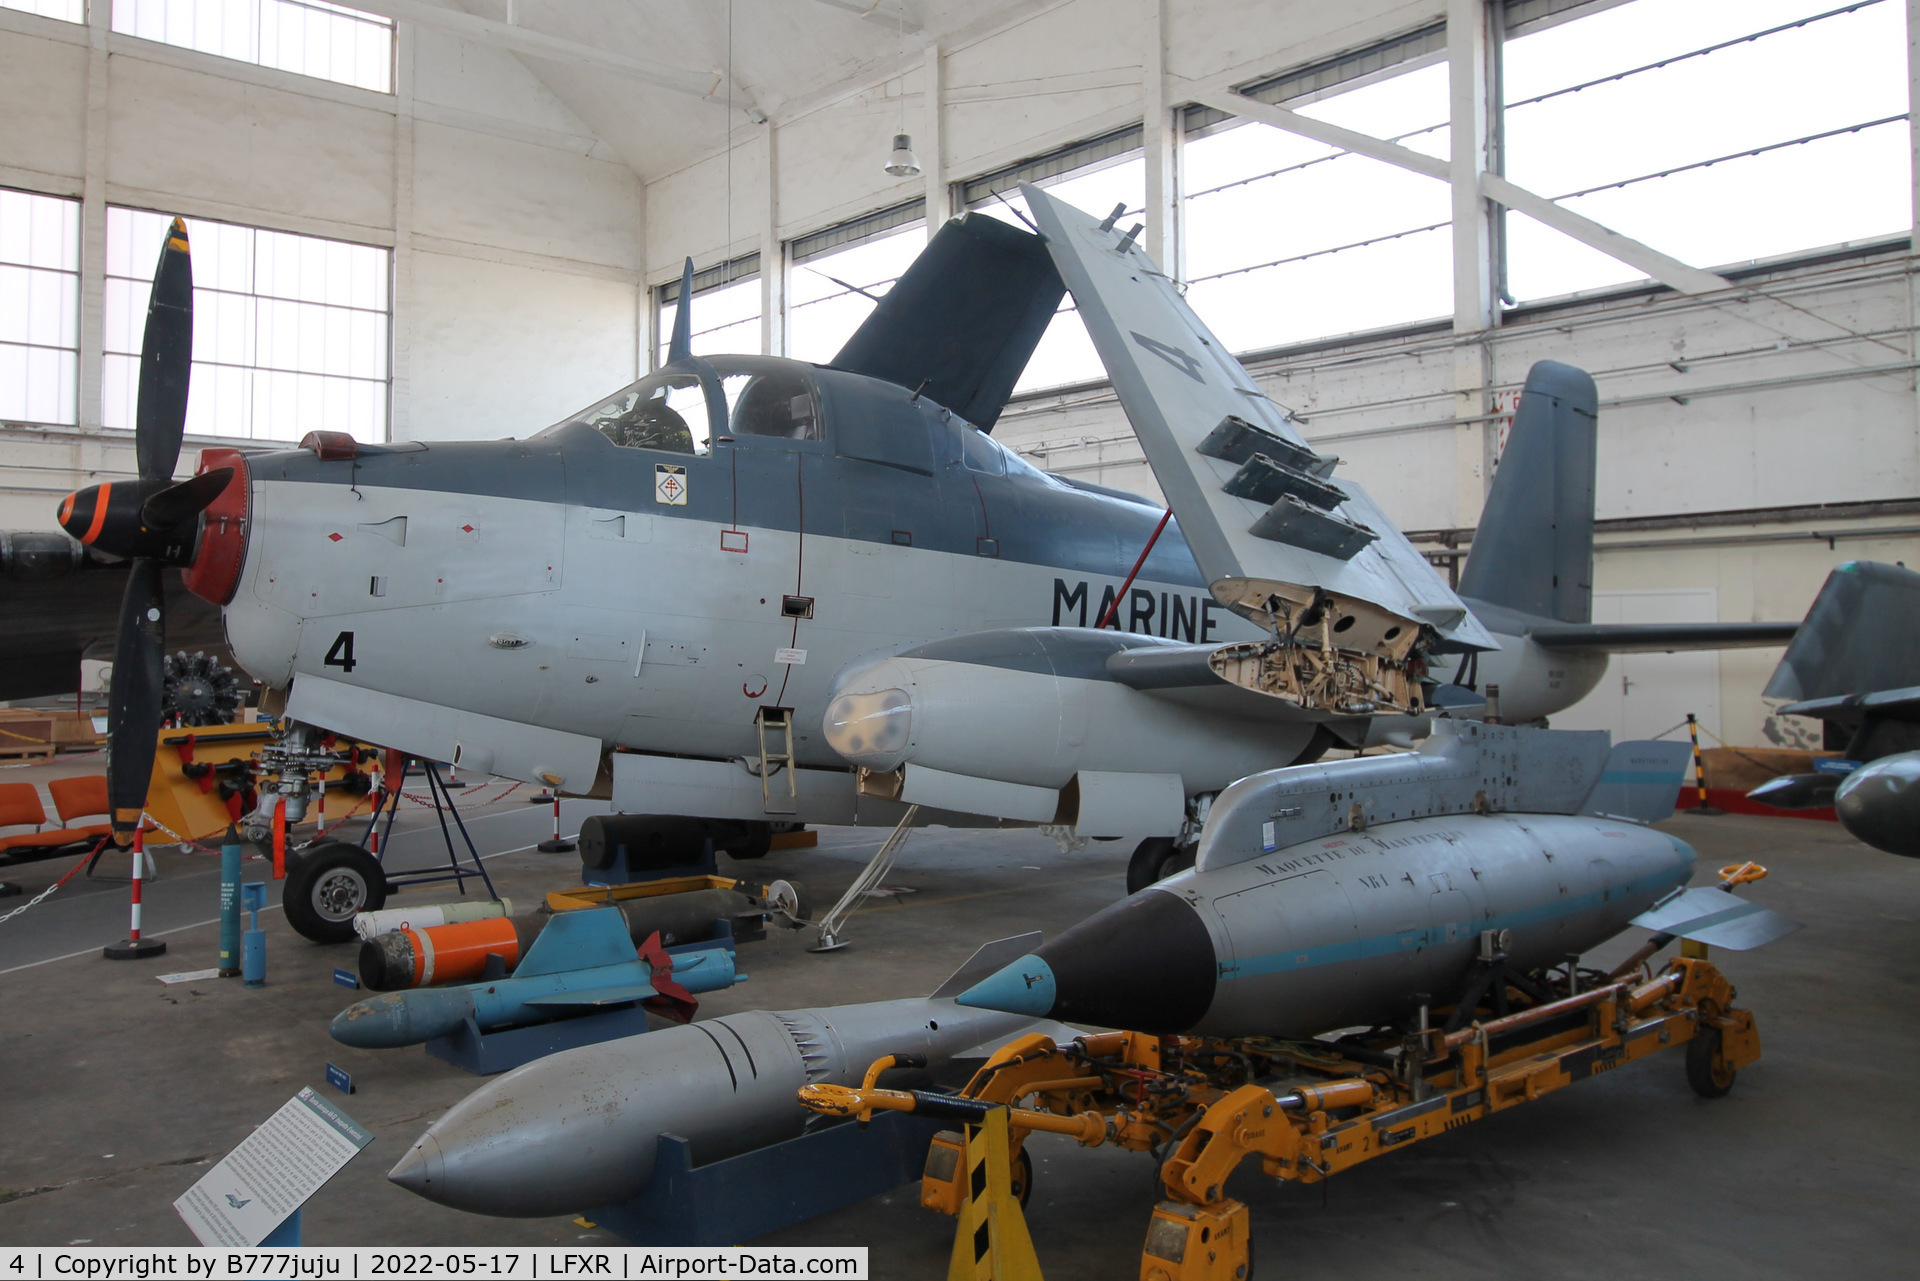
{"left": 1746, "top": 560, "right": 1920, "bottom": 856}
{"left": 39, "top": 193, "right": 1794, "bottom": 938}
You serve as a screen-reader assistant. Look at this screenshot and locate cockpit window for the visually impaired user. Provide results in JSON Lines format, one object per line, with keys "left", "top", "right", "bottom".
{"left": 959, "top": 425, "right": 1006, "bottom": 476}
{"left": 715, "top": 359, "right": 821, "bottom": 441}
{"left": 555, "top": 372, "right": 708, "bottom": 454}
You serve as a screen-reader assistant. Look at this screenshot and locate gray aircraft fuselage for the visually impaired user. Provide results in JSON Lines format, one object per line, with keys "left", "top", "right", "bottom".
{"left": 213, "top": 354, "right": 1594, "bottom": 813}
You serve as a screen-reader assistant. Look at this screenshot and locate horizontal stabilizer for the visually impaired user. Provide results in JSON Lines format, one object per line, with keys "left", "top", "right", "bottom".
{"left": 1531, "top": 621, "right": 1799, "bottom": 653}
{"left": 1780, "top": 684, "right": 1920, "bottom": 722}
{"left": 512, "top": 907, "right": 637, "bottom": 977}
{"left": 523, "top": 983, "right": 655, "bottom": 1008}
{"left": 931, "top": 931, "right": 1042, "bottom": 999}
{"left": 1579, "top": 740, "right": 1692, "bottom": 824}
{"left": 1631, "top": 886, "right": 1801, "bottom": 950}
{"left": 828, "top": 213, "right": 1064, "bottom": 430}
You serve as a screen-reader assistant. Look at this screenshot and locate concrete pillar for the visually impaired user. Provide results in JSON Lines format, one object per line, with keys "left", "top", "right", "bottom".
{"left": 922, "top": 43, "right": 949, "bottom": 236}
{"left": 77, "top": 2, "right": 109, "bottom": 433}
{"left": 1448, "top": 0, "right": 1499, "bottom": 527}
{"left": 1142, "top": 0, "right": 1180, "bottom": 278}
{"left": 761, "top": 124, "right": 784, "bottom": 356}
{"left": 389, "top": 22, "right": 416, "bottom": 443}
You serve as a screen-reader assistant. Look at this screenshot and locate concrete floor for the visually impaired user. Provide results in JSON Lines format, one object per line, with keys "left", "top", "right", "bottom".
{"left": 1, "top": 773, "right": 1915, "bottom": 1279}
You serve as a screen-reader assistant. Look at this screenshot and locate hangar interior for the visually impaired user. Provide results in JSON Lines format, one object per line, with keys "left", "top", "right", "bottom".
{"left": 1, "top": 0, "right": 1917, "bottom": 1273}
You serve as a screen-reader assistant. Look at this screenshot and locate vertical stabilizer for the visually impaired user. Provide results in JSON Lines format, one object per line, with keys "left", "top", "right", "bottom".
{"left": 1458, "top": 360, "right": 1598, "bottom": 624}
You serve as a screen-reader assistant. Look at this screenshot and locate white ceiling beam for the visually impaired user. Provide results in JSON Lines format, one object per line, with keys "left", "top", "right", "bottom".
{"left": 349, "top": 0, "right": 724, "bottom": 99}
{"left": 1190, "top": 87, "right": 1731, "bottom": 296}
{"left": 1478, "top": 173, "right": 1730, "bottom": 295}
{"left": 810, "top": 0, "right": 922, "bottom": 33}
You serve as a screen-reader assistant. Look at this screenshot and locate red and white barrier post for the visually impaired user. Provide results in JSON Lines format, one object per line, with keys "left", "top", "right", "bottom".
{"left": 537, "top": 793, "right": 574, "bottom": 853}
{"left": 104, "top": 826, "right": 166, "bottom": 960}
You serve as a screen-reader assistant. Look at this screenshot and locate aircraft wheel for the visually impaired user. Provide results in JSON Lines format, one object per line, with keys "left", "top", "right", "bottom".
{"left": 1009, "top": 1147, "right": 1033, "bottom": 1208}
{"left": 724, "top": 821, "right": 774, "bottom": 860}
{"left": 284, "top": 841, "right": 388, "bottom": 944}
{"left": 1686, "top": 1026, "right": 1736, "bottom": 1098}
{"left": 1126, "top": 839, "right": 1196, "bottom": 893}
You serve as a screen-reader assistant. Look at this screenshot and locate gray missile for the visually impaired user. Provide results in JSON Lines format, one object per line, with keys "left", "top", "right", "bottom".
{"left": 1834, "top": 751, "right": 1920, "bottom": 857}
{"left": 958, "top": 729, "right": 1701, "bottom": 1037}
{"left": 387, "top": 934, "right": 1065, "bottom": 1218}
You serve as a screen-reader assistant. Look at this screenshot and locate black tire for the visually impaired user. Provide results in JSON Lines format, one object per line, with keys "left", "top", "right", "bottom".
{"left": 283, "top": 841, "right": 387, "bottom": 944}
{"left": 1126, "top": 838, "right": 1195, "bottom": 893}
{"left": 1009, "top": 1147, "right": 1033, "bottom": 1208}
{"left": 723, "top": 821, "right": 774, "bottom": 860}
{"left": 1686, "top": 1025, "right": 1736, "bottom": 1098}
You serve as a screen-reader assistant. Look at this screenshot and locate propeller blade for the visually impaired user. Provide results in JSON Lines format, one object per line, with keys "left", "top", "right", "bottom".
{"left": 666, "top": 256, "right": 695, "bottom": 365}
{"left": 140, "top": 467, "right": 233, "bottom": 530}
{"left": 106, "top": 559, "right": 167, "bottom": 846}
{"left": 135, "top": 218, "right": 194, "bottom": 483}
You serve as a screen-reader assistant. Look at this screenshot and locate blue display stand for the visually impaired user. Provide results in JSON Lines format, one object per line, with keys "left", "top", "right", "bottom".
{"left": 426, "top": 1004, "right": 654, "bottom": 1075}
{"left": 587, "top": 1112, "right": 948, "bottom": 1246}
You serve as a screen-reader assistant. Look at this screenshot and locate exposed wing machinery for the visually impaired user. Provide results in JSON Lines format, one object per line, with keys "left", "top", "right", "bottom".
{"left": 1019, "top": 183, "right": 1493, "bottom": 720}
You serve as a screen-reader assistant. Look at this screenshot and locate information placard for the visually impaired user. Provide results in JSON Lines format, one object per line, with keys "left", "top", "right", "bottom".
{"left": 174, "top": 1087, "right": 374, "bottom": 1246}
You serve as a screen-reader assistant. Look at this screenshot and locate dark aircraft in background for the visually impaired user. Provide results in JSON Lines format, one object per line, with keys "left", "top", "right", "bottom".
{"left": 1749, "top": 560, "right": 1920, "bottom": 857}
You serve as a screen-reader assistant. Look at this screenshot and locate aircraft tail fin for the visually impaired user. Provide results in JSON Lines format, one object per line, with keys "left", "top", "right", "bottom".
{"left": 1457, "top": 360, "right": 1598, "bottom": 624}
{"left": 828, "top": 213, "right": 1064, "bottom": 430}
{"left": 1579, "top": 739, "right": 1692, "bottom": 824}
{"left": 1763, "top": 560, "right": 1920, "bottom": 702}
{"left": 930, "top": 931, "right": 1042, "bottom": 999}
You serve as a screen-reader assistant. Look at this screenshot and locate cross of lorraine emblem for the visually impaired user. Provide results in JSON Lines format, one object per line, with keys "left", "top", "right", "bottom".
{"left": 655, "top": 463, "right": 687, "bottom": 506}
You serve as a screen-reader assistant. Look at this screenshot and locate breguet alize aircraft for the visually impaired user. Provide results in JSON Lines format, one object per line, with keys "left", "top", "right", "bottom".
{"left": 41, "top": 189, "right": 1794, "bottom": 936}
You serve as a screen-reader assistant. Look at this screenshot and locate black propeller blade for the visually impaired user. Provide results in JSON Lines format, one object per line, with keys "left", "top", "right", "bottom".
{"left": 141, "top": 467, "right": 232, "bottom": 531}
{"left": 107, "top": 560, "right": 167, "bottom": 843}
{"left": 98, "top": 217, "right": 193, "bottom": 847}
{"left": 136, "top": 219, "right": 194, "bottom": 484}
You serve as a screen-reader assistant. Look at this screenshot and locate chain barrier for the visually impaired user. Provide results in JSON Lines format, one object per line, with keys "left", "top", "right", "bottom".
{"left": 0, "top": 836, "right": 110, "bottom": 926}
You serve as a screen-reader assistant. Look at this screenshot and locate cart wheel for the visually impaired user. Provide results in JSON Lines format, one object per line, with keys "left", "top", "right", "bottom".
{"left": 725, "top": 821, "right": 774, "bottom": 860}
{"left": 1241, "top": 1234, "right": 1256, "bottom": 1281}
{"left": 1686, "top": 1025, "right": 1736, "bottom": 1098}
{"left": 767, "top": 878, "right": 811, "bottom": 925}
{"left": 284, "top": 841, "right": 388, "bottom": 944}
{"left": 1009, "top": 1147, "right": 1033, "bottom": 1208}
{"left": 1127, "top": 838, "right": 1195, "bottom": 893}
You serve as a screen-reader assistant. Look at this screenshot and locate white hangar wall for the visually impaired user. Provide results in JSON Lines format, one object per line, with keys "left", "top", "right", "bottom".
{"left": 0, "top": 2, "right": 644, "bottom": 529}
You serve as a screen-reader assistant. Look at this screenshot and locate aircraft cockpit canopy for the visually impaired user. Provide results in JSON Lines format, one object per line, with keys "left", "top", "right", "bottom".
{"left": 552, "top": 357, "right": 821, "bottom": 456}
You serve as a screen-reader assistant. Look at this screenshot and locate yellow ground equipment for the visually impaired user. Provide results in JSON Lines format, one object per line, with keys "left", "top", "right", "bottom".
{"left": 799, "top": 955, "right": 1761, "bottom": 1280}
{"left": 146, "top": 721, "right": 374, "bottom": 846}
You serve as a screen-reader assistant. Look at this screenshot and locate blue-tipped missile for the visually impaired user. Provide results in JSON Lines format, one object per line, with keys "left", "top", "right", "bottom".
{"left": 330, "top": 908, "right": 735, "bottom": 1049}
{"left": 958, "top": 724, "right": 1792, "bottom": 1037}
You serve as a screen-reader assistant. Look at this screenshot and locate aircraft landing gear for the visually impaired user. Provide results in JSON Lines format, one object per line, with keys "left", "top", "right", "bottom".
{"left": 1127, "top": 836, "right": 1196, "bottom": 893}
{"left": 282, "top": 840, "right": 388, "bottom": 944}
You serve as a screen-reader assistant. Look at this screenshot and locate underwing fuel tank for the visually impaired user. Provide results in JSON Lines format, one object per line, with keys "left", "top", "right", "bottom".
{"left": 958, "top": 726, "right": 1698, "bottom": 1037}
{"left": 823, "top": 628, "right": 1318, "bottom": 792}
{"left": 387, "top": 935, "right": 1065, "bottom": 1218}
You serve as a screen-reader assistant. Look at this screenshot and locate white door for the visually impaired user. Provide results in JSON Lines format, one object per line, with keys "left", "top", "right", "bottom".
{"left": 1551, "top": 589, "right": 1721, "bottom": 741}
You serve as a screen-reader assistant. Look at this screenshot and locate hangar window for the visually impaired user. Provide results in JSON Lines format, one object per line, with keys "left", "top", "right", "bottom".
{"left": 1, "top": 1, "right": 83, "bottom": 22}
{"left": 655, "top": 252, "right": 761, "bottom": 366}
{"left": 103, "top": 207, "right": 391, "bottom": 442}
{"left": 1179, "top": 63, "right": 1454, "bottom": 354}
{"left": 0, "top": 188, "right": 80, "bottom": 426}
{"left": 1502, "top": 0, "right": 1910, "bottom": 301}
{"left": 965, "top": 127, "right": 1146, "bottom": 394}
{"left": 786, "top": 200, "right": 927, "bottom": 366}
{"left": 112, "top": 0, "right": 394, "bottom": 94}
